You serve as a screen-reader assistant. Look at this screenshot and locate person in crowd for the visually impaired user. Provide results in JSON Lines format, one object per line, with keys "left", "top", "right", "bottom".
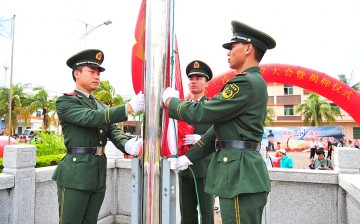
{"left": 348, "top": 139, "right": 354, "bottom": 147}
{"left": 178, "top": 60, "right": 214, "bottom": 224}
{"left": 312, "top": 149, "right": 333, "bottom": 170}
{"left": 341, "top": 134, "right": 346, "bottom": 147}
{"left": 327, "top": 139, "right": 333, "bottom": 159}
{"left": 163, "top": 20, "right": 276, "bottom": 223}
{"left": 265, "top": 150, "right": 278, "bottom": 168}
{"left": 309, "top": 138, "right": 317, "bottom": 159}
{"left": 278, "top": 148, "right": 293, "bottom": 168}
{"left": 52, "top": 49, "right": 144, "bottom": 223}
{"left": 318, "top": 138, "right": 325, "bottom": 150}
{"left": 354, "top": 139, "right": 359, "bottom": 149}
{"left": 336, "top": 139, "right": 342, "bottom": 147}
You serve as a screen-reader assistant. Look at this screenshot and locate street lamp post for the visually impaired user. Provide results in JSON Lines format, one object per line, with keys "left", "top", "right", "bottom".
{"left": 79, "top": 20, "right": 112, "bottom": 48}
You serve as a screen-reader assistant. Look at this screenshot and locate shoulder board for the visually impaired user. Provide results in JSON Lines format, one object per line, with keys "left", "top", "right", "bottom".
{"left": 63, "top": 92, "right": 77, "bottom": 96}
{"left": 237, "top": 72, "right": 250, "bottom": 76}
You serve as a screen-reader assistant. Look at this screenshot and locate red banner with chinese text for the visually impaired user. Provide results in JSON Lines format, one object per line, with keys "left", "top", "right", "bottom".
{"left": 203, "top": 64, "right": 360, "bottom": 125}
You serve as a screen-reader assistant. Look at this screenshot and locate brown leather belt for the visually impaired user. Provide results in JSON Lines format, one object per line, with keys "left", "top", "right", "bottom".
{"left": 215, "top": 140, "right": 260, "bottom": 151}
{"left": 67, "top": 147, "right": 105, "bottom": 156}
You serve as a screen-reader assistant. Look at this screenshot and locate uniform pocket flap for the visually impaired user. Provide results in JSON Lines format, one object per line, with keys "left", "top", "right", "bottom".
{"left": 67, "top": 154, "right": 90, "bottom": 163}
{"left": 216, "top": 149, "right": 242, "bottom": 163}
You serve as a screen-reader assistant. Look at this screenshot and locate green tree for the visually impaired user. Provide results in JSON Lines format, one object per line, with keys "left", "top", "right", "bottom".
{"left": 295, "top": 93, "right": 341, "bottom": 126}
{"left": 0, "top": 83, "right": 32, "bottom": 135}
{"left": 338, "top": 71, "right": 360, "bottom": 91}
{"left": 93, "top": 80, "right": 124, "bottom": 107}
{"left": 264, "top": 107, "right": 275, "bottom": 126}
{"left": 28, "top": 86, "right": 58, "bottom": 131}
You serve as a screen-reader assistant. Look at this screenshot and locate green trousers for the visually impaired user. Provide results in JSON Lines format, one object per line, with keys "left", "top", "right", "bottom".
{"left": 57, "top": 185, "right": 106, "bottom": 224}
{"left": 179, "top": 176, "right": 214, "bottom": 224}
{"left": 219, "top": 192, "right": 268, "bottom": 224}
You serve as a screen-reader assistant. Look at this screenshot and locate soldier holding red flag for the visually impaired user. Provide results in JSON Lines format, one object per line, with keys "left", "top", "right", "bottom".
{"left": 177, "top": 60, "right": 214, "bottom": 224}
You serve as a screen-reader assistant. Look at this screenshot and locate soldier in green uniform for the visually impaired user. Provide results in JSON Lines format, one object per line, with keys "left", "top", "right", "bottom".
{"left": 164, "top": 21, "right": 276, "bottom": 224}
{"left": 52, "top": 49, "right": 144, "bottom": 224}
{"left": 178, "top": 60, "right": 214, "bottom": 224}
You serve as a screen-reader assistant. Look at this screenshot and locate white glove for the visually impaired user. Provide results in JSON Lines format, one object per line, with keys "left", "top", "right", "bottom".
{"left": 168, "top": 155, "right": 193, "bottom": 171}
{"left": 128, "top": 92, "right": 144, "bottom": 113}
{"left": 184, "top": 134, "right": 201, "bottom": 145}
{"left": 124, "top": 138, "right": 143, "bottom": 155}
{"left": 162, "top": 87, "right": 179, "bottom": 105}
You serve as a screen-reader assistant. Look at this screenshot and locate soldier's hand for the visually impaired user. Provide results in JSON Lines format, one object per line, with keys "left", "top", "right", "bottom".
{"left": 124, "top": 138, "right": 143, "bottom": 155}
{"left": 127, "top": 92, "right": 144, "bottom": 114}
{"left": 184, "top": 134, "right": 201, "bottom": 145}
{"left": 162, "top": 87, "right": 179, "bottom": 106}
{"left": 168, "top": 155, "right": 193, "bottom": 171}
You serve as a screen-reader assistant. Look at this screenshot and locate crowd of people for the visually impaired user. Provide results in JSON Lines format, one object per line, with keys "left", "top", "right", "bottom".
{"left": 264, "top": 135, "right": 359, "bottom": 171}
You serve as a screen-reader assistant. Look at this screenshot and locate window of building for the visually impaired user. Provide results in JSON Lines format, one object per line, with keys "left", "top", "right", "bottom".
{"left": 284, "top": 105, "right": 294, "bottom": 115}
{"left": 284, "top": 84, "right": 294, "bottom": 95}
{"left": 354, "top": 127, "right": 360, "bottom": 139}
{"left": 36, "top": 111, "right": 42, "bottom": 117}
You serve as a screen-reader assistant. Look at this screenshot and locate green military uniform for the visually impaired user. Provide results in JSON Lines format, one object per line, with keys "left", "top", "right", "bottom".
{"left": 52, "top": 49, "right": 130, "bottom": 224}
{"left": 178, "top": 95, "right": 214, "bottom": 224}
{"left": 167, "top": 21, "right": 276, "bottom": 224}
{"left": 178, "top": 60, "right": 214, "bottom": 224}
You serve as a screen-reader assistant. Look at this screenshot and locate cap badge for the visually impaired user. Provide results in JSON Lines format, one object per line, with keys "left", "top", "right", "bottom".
{"left": 96, "top": 52, "right": 103, "bottom": 61}
{"left": 193, "top": 62, "right": 200, "bottom": 69}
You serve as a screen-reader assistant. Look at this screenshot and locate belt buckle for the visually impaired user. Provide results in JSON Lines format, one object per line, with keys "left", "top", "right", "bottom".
{"left": 95, "top": 147, "right": 104, "bottom": 156}
{"left": 215, "top": 140, "right": 220, "bottom": 151}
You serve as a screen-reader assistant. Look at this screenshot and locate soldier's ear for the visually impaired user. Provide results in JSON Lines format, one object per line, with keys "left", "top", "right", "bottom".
{"left": 73, "top": 69, "right": 81, "bottom": 80}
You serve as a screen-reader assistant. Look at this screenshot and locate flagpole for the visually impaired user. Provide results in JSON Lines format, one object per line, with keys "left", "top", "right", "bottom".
{"left": 142, "top": 0, "right": 170, "bottom": 223}
{"left": 8, "top": 15, "right": 15, "bottom": 144}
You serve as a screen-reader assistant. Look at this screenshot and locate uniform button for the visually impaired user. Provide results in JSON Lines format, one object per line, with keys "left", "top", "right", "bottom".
{"left": 73, "top": 158, "right": 77, "bottom": 162}
{"left": 223, "top": 157, "right": 228, "bottom": 163}
{"left": 100, "top": 130, "right": 103, "bottom": 134}
{"left": 99, "top": 141, "right": 103, "bottom": 144}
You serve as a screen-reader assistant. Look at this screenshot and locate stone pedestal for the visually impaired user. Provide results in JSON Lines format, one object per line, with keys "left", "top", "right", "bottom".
{"left": 3, "top": 145, "right": 36, "bottom": 224}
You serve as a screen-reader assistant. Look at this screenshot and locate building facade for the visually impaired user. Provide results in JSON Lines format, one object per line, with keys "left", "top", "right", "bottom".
{"left": 266, "top": 83, "right": 360, "bottom": 141}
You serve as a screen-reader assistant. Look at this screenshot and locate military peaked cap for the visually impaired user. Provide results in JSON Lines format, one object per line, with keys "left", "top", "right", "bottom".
{"left": 222, "top": 20, "right": 276, "bottom": 52}
{"left": 66, "top": 49, "right": 105, "bottom": 72}
{"left": 186, "top": 60, "right": 213, "bottom": 81}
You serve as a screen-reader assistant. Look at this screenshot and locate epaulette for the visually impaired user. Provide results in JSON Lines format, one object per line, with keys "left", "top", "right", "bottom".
{"left": 237, "top": 72, "right": 250, "bottom": 76}
{"left": 63, "top": 92, "right": 77, "bottom": 96}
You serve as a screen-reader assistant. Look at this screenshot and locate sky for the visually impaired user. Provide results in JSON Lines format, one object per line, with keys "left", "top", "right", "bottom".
{"left": 1, "top": 0, "right": 360, "bottom": 98}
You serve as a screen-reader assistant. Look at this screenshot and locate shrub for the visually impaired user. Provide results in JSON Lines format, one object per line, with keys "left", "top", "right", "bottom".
{"left": 34, "top": 132, "right": 66, "bottom": 156}
{"left": 36, "top": 154, "right": 65, "bottom": 168}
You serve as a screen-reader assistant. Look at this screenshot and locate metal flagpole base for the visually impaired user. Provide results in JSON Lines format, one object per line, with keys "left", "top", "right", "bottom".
{"left": 161, "top": 159, "right": 180, "bottom": 223}
{"left": 131, "top": 157, "right": 142, "bottom": 223}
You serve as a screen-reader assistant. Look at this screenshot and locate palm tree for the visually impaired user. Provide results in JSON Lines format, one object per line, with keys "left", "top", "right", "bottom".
{"left": 295, "top": 93, "right": 341, "bottom": 126}
{"left": 28, "top": 86, "right": 58, "bottom": 131}
{"left": 338, "top": 71, "right": 360, "bottom": 91}
{"left": 0, "top": 83, "right": 32, "bottom": 135}
{"left": 264, "top": 107, "right": 275, "bottom": 126}
{"left": 93, "top": 80, "right": 124, "bottom": 107}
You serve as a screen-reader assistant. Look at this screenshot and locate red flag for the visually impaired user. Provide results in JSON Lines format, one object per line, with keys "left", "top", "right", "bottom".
{"left": 131, "top": 0, "right": 146, "bottom": 94}
{"left": 161, "top": 36, "right": 184, "bottom": 157}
